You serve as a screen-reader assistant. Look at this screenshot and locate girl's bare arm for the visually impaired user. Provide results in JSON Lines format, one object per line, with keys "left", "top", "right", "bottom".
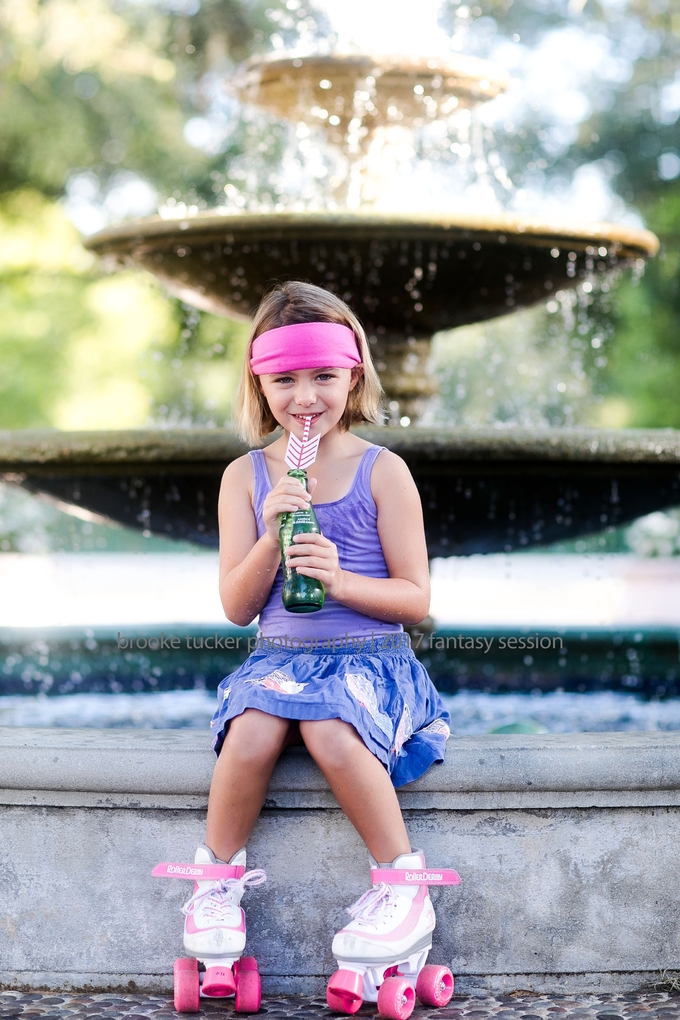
{"left": 218, "top": 456, "right": 312, "bottom": 626}
{"left": 286, "top": 451, "right": 430, "bottom": 625}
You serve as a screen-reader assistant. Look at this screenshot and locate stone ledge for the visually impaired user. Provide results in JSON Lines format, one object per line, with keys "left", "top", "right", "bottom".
{"left": 2, "top": 728, "right": 680, "bottom": 808}
{"left": 3, "top": 727, "right": 680, "bottom": 993}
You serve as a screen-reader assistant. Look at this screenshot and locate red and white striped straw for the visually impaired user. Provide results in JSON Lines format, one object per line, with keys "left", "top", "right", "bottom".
{"left": 284, "top": 415, "right": 320, "bottom": 471}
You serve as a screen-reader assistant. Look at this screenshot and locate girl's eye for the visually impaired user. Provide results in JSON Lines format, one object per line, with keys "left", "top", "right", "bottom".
{"left": 316, "top": 372, "right": 336, "bottom": 381}
{"left": 273, "top": 375, "right": 294, "bottom": 384}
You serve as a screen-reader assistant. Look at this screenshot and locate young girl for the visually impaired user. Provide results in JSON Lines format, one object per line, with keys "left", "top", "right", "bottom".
{"left": 178, "top": 281, "right": 453, "bottom": 1009}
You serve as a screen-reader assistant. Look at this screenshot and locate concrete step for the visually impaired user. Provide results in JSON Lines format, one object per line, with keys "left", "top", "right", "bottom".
{"left": 1, "top": 728, "right": 680, "bottom": 995}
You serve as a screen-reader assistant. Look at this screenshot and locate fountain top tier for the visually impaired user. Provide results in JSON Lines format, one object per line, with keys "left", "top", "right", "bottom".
{"left": 87, "top": 49, "right": 658, "bottom": 334}
{"left": 237, "top": 51, "right": 510, "bottom": 149}
{"left": 86, "top": 47, "right": 659, "bottom": 419}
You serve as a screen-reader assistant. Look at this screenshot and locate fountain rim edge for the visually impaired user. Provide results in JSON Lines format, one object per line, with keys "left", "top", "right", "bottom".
{"left": 238, "top": 50, "right": 512, "bottom": 97}
{"left": 241, "top": 49, "right": 511, "bottom": 78}
{"left": 83, "top": 211, "right": 659, "bottom": 259}
{"left": 2, "top": 425, "right": 680, "bottom": 468}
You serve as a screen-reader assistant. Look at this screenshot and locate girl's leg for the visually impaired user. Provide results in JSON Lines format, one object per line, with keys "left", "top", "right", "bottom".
{"left": 206, "top": 708, "right": 296, "bottom": 861}
{"left": 299, "top": 718, "right": 411, "bottom": 862}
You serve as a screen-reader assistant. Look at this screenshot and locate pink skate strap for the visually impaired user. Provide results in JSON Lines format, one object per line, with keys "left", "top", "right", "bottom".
{"left": 151, "top": 862, "right": 246, "bottom": 881}
{"left": 370, "top": 867, "right": 461, "bottom": 886}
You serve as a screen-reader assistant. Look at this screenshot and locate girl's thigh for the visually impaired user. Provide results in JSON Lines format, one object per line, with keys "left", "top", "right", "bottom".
{"left": 299, "top": 717, "right": 367, "bottom": 764}
{"left": 224, "top": 708, "right": 299, "bottom": 759}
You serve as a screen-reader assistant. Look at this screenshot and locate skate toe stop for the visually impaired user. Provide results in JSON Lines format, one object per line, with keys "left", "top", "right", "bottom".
{"left": 327, "top": 969, "right": 363, "bottom": 1015}
{"left": 202, "top": 965, "right": 236, "bottom": 997}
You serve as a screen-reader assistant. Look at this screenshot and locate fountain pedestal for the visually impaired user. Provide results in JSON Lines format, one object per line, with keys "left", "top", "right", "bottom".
{"left": 371, "top": 335, "right": 438, "bottom": 421}
{"left": 2, "top": 727, "right": 680, "bottom": 995}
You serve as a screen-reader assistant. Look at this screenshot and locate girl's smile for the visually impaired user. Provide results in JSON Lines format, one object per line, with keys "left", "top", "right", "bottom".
{"left": 291, "top": 412, "right": 322, "bottom": 423}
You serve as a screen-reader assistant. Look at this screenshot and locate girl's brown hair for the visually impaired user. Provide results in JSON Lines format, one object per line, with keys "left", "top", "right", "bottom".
{"left": 234, "top": 281, "right": 384, "bottom": 445}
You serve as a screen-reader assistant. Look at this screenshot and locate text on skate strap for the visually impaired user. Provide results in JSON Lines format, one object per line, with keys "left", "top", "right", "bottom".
{"left": 370, "top": 868, "right": 461, "bottom": 886}
{"left": 151, "top": 862, "right": 246, "bottom": 881}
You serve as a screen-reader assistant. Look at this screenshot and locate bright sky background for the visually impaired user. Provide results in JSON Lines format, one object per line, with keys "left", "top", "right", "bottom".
{"left": 321, "top": 0, "right": 452, "bottom": 55}
{"left": 66, "top": 0, "right": 680, "bottom": 232}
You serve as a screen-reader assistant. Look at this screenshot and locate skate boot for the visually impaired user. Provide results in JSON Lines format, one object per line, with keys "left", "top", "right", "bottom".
{"left": 153, "top": 845, "right": 266, "bottom": 1013}
{"left": 326, "top": 851, "right": 461, "bottom": 1019}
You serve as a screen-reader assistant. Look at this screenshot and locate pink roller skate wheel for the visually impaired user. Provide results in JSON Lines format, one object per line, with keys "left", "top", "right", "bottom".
{"left": 416, "top": 964, "right": 455, "bottom": 1007}
{"left": 326, "top": 969, "right": 363, "bottom": 1014}
{"left": 173, "top": 958, "right": 199, "bottom": 1013}
{"left": 377, "top": 976, "right": 416, "bottom": 1020}
{"left": 235, "top": 967, "right": 261, "bottom": 1013}
{"left": 236, "top": 956, "right": 259, "bottom": 973}
{"left": 175, "top": 958, "right": 198, "bottom": 971}
{"left": 203, "top": 964, "right": 236, "bottom": 997}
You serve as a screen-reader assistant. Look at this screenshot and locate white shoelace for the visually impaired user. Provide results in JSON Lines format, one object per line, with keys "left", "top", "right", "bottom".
{"left": 182, "top": 869, "right": 266, "bottom": 923}
{"left": 346, "top": 883, "right": 397, "bottom": 928}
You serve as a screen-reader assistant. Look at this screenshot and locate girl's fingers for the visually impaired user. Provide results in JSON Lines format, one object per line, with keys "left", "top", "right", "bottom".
{"left": 265, "top": 500, "right": 309, "bottom": 515}
{"left": 288, "top": 536, "right": 331, "bottom": 550}
{"left": 265, "top": 491, "right": 309, "bottom": 504}
{"left": 285, "top": 548, "right": 336, "bottom": 562}
{"left": 285, "top": 555, "right": 330, "bottom": 566}
{"left": 293, "top": 565, "right": 328, "bottom": 579}
{"left": 286, "top": 541, "right": 331, "bottom": 554}
{"left": 271, "top": 481, "right": 310, "bottom": 499}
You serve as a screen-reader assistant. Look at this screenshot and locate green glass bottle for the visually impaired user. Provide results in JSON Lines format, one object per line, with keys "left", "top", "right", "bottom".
{"left": 279, "top": 468, "right": 325, "bottom": 614}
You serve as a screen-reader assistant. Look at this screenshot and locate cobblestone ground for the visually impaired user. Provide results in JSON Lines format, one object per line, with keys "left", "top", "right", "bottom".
{"left": 1, "top": 991, "right": 679, "bottom": 1020}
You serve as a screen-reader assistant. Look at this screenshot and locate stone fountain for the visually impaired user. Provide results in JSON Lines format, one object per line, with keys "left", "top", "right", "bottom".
{"left": 1, "top": 48, "right": 675, "bottom": 550}
{"left": 3, "top": 44, "right": 680, "bottom": 1000}
{"left": 85, "top": 51, "right": 657, "bottom": 421}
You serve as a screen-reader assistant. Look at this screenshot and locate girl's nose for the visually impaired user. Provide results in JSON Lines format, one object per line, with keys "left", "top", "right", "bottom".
{"left": 294, "top": 385, "right": 317, "bottom": 406}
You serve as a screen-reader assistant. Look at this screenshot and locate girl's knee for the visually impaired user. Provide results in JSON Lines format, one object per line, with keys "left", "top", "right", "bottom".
{"left": 300, "top": 718, "right": 361, "bottom": 769}
{"left": 223, "top": 709, "right": 291, "bottom": 764}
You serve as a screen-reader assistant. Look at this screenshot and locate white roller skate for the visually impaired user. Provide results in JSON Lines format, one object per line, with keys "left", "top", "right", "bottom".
{"left": 326, "top": 851, "right": 461, "bottom": 1020}
{"left": 152, "top": 845, "right": 266, "bottom": 1013}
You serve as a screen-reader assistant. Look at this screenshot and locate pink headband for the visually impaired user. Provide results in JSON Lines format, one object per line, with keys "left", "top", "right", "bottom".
{"left": 250, "top": 322, "right": 362, "bottom": 375}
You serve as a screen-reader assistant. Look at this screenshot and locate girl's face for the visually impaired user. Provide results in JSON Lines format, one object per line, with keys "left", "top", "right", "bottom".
{"left": 258, "top": 365, "right": 362, "bottom": 438}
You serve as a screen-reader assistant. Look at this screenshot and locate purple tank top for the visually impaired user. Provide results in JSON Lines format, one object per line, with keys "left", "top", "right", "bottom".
{"left": 249, "top": 445, "right": 404, "bottom": 640}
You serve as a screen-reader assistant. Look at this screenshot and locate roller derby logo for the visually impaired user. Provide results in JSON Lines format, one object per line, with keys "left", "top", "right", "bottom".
{"left": 344, "top": 673, "right": 394, "bottom": 739}
{"left": 392, "top": 703, "right": 414, "bottom": 757}
{"left": 245, "top": 670, "right": 307, "bottom": 694}
{"left": 405, "top": 873, "right": 441, "bottom": 884}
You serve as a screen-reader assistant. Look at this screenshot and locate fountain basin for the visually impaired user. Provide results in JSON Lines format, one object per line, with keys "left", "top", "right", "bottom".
{"left": 85, "top": 210, "right": 658, "bottom": 328}
{"left": 1, "top": 622, "right": 679, "bottom": 701}
{"left": 2, "top": 426, "right": 679, "bottom": 554}
{"left": 2, "top": 727, "right": 680, "bottom": 995}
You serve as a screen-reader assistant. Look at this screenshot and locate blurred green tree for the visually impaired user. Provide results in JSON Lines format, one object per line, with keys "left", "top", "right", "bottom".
{"left": 1, "top": 0, "right": 679, "bottom": 431}
{"left": 434, "top": 0, "right": 680, "bottom": 429}
{"left": 0, "top": 0, "right": 290, "bottom": 430}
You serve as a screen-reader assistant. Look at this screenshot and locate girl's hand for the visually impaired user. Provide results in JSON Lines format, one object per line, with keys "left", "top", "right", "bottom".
{"left": 261, "top": 475, "right": 313, "bottom": 543}
{"left": 285, "top": 533, "right": 345, "bottom": 599}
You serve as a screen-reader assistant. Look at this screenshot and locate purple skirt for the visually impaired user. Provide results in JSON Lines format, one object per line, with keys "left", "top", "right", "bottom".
{"left": 210, "top": 632, "right": 450, "bottom": 788}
